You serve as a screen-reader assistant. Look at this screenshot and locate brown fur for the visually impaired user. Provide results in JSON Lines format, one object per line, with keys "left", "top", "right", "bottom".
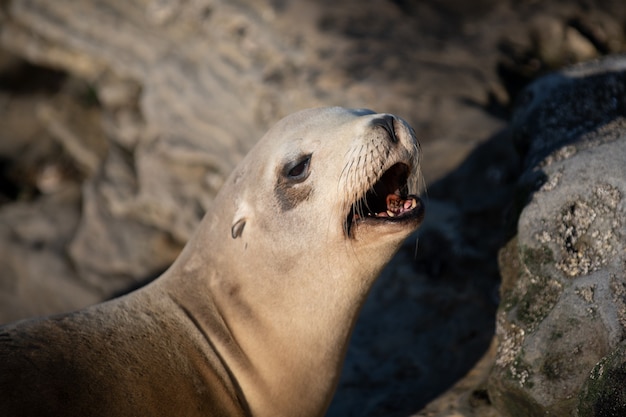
{"left": 0, "top": 107, "right": 423, "bottom": 417}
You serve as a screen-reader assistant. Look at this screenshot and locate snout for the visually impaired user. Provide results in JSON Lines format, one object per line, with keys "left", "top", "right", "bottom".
{"left": 370, "top": 115, "right": 399, "bottom": 143}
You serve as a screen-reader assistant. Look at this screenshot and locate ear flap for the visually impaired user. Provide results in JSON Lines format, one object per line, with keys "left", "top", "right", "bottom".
{"left": 231, "top": 192, "right": 251, "bottom": 239}
{"left": 231, "top": 218, "right": 246, "bottom": 239}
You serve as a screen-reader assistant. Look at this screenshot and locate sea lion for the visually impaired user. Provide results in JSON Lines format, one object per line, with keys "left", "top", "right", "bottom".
{"left": 0, "top": 107, "right": 424, "bottom": 417}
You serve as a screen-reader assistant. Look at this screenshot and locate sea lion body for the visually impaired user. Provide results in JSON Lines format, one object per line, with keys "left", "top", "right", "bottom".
{"left": 1, "top": 293, "right": 245, "bottom": 416}
{"left": 0, "top": 107, "right": 424, "bottom": 417}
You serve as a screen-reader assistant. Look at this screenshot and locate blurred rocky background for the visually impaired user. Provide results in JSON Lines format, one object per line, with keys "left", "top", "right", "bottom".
{"left": 1, "top": 0, "right": 626, "bottom": 416}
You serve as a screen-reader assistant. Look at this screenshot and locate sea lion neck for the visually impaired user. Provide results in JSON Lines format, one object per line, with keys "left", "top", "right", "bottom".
{"left": 157, "top": 222, "right": 383, "bottom": 417}
{"left": 151, "top": 107, "right": 423, "bottom": 416}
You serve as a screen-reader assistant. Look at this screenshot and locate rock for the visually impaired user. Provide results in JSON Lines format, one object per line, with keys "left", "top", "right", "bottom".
{"left": 510, "top": 56, "right": 626, "bottom": 170}
{"left": 529, "top": 15, "right": 598, "bottom": 69}
{"left": 496, "top": 3, "right": 626, "bottom": 104}
{"left": 489, "top": 56, "right": 626, "bottom": 417}
{"left": 577, "top": 340, "right": 626, "bottom": 416}
{"left": 412, "top": 340, "right": 502, "bottom": 417}
{"left": 0, "top": 187, "right": 100, "bottom": 324}
{"left": 67, "top": 150, "right": 183, "bottom": 295}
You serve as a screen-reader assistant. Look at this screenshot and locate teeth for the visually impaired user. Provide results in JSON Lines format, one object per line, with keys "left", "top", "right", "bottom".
{"left": 352, "top": 196, "right": 418, "bottom": 223}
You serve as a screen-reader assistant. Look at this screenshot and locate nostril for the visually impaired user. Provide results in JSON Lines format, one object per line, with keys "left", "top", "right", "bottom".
{"left": 370, "top": 115, "right": 398, "bottom": 143}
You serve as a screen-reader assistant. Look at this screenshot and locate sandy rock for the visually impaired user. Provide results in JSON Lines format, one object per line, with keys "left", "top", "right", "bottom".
{"left": 68, "top": 147, "right": 183, "bottom": 295}
{"left": 0, "top": 187, "right": 99, "bottom": 324}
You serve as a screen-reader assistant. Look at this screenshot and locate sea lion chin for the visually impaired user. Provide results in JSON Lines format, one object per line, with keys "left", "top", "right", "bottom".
{"left": 0, "top": 106, "right": 424, "bottom": 417}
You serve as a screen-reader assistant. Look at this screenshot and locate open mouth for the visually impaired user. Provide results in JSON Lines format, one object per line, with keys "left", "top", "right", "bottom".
{"left": 345, "top": 162, "right": 423, "bottom": 236}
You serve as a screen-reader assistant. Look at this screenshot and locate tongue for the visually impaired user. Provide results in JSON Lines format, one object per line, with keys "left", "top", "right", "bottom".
{"left": 377, "top": 194, "right": 417, "bottom": 217}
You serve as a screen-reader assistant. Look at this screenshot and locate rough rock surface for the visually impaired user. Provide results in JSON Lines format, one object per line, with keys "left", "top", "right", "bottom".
{"left": 1, "top": 1, "right": 626, "bottom": 416}
{"left": 489, "top": 57, "right": 626, "bottom": 417}
{"left": 578, "top": 340, "right": 626, "bottom": 417}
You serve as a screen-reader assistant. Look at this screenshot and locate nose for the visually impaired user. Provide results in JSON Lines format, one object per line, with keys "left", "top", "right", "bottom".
{"left": 370, "top": 115, "right": 398, "bottom": 143}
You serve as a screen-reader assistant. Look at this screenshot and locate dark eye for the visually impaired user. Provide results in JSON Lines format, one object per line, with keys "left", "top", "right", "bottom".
{"left": 284, "top": 154, "right": 311, "bottom": 182}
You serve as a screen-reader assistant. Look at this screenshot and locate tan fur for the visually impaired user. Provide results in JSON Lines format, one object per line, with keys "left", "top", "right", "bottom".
{"left": 0, "top": 107, "right": 424, "bottom": 417}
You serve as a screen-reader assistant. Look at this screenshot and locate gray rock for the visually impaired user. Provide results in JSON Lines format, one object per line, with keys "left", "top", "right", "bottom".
{"left": 511, "top": 55, "right": 626, "bottom": 170}
{"left": 578, "top": 340, "right": 626, "bottom": 416}
{"left": 489, "top": 57, "right": 626, "bottom": 417}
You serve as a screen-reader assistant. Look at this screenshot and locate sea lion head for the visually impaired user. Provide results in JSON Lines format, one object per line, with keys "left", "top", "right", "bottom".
{"left": 206, "top": 107, "right": 424, "bottom": 279}
{"left": 163, "top": 107, "right": 425, "bottom": 417}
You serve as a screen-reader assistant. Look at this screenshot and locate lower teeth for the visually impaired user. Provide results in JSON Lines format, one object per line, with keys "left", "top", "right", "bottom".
{"left": 362, "top": 197, "right": 418, "bottom": 219}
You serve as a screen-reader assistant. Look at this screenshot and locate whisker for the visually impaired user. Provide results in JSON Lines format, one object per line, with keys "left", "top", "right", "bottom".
{"left": 339, "top": 148, "right": 357, "bottom": 188}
